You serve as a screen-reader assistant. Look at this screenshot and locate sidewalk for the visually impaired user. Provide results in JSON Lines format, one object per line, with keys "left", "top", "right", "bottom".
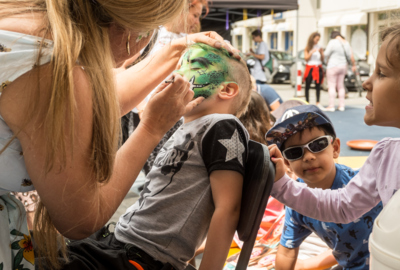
{"left": 271, "top": 83, "right": 368, "bottom": 108}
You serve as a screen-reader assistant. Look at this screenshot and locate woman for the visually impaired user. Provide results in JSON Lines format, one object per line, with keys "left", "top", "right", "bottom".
{"left": 324, "top": 31, "right": 355, "bottom": 111}
{"left": 303, "top": 32, "right": 324, "bottom": 108}
{"left": 0, "top": 1, "right": 237, "bottom": 269}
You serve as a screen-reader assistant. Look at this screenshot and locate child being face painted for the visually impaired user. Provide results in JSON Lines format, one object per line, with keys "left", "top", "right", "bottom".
{"left": 175, "top": 43, "right": 235, "bottom": 99}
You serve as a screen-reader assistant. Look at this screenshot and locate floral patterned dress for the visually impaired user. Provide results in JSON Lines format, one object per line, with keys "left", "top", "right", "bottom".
{"left": 0, "top": 30, "right": 53, "bottom": 270}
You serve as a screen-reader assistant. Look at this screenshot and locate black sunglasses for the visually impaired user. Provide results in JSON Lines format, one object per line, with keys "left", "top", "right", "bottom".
{"left": 282, "top": 135, "right": 333, "bottom": 161}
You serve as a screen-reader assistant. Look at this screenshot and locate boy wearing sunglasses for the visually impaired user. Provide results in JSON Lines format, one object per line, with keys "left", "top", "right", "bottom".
{"left": 266, "top": 105, "right": 382, "bottom": 270}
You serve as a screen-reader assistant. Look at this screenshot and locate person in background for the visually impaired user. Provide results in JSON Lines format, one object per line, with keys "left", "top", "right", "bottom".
{"left": 250, "top": 76, "right": 282, "bottom": 112}
{"left": 304, "top": 32, "right": 324, "bottom": 109}
{"left": 249, "top": 29, "right": 270, "bottom": 84}
{"left": 324, "top": 31, "right": 355, "bottom": 112}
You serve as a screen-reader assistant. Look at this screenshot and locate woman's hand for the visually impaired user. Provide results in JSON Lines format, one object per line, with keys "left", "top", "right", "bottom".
{"left": 173, "top": 31, "right": 241, "bottom": 60}
{"left": 268, "top": 144, "right": 286, "bottom": 182}
{"left": 139, "top": 74, "right": 204, "bottom": 139}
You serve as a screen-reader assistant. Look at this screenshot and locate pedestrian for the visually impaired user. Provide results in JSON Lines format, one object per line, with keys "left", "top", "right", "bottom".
{"left": 303, "top": 32, "right": 324, "bottom": 109}
{"left": 0, "top": 1, "right": 237, "bottom": 269}
{"left": 268, "top": 22, "right": 400, "bottom": 236}
{"left": 323, "top": 31, "right": 356, "bottom": 111}
{"left": 249, "top": 29, "right": 270, "bottom": 84}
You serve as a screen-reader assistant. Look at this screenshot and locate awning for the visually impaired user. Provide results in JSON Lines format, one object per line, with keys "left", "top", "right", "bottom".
{"left": 210, "top": 0, "right": 298, "bottom": 10}
{"left": 340, "top": 12, "right": 367, "bottom": 25}
{"left": 262, "top": 24, "right": 277, "bottom": 32}
{"left": 318, "top": 15, "right": 341, "bottom": 27}
{"left": 232, "top": 27, "right": 244, "bottom": 35}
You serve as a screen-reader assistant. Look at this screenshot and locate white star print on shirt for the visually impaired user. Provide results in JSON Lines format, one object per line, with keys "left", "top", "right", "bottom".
{"left": 218, "top": 129, "right": 245, "bottom": 166}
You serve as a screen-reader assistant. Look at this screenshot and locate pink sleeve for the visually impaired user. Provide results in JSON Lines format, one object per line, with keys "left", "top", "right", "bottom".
{"left": 271, "top": 140, "right": 387, "bottom": 224}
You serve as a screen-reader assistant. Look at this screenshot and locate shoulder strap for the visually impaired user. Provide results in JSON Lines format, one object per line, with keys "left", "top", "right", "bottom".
{"left": 339, "top": 41, "right": 352, "bottom": 66}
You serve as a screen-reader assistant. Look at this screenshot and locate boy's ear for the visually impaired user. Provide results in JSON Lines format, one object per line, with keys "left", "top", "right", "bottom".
{"left": 283, "top": 158, "right": 291, "bottom": 170}
{"left": 332, "top": 137, "right": 341, "bottom": 159}
{"left": 218, "top": 82, "right": 239, "bottom": 100}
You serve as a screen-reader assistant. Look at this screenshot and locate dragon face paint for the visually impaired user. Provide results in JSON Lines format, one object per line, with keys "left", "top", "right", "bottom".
{"left": 175, "top": 44, "right": 230, "bottom": 99}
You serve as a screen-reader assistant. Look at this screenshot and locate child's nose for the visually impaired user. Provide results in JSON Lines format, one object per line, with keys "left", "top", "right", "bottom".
{"left": 303, "top": 149, "right": 316, "bottom": 161}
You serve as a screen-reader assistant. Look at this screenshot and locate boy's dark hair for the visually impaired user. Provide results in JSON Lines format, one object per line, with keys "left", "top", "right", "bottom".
{"left": 252, "top": 29, "right": 262, "bottom": 37}
{"left": 281, "top": 124, "right": 336, "bottom": 151}
{"left": 330, "top": 30, "right": 342, "bottom": 39}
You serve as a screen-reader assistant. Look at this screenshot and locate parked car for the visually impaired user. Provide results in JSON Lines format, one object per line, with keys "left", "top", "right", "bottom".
{"left": 246, "top": 50, "right": 293, "bottom": 84}
{"left": 290, "top": 50, "right": 366, "bottom": 96}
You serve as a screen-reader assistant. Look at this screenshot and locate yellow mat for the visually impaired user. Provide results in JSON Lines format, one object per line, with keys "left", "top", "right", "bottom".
{"left": 335, "top": 156, "right": 368, "bottom": 169}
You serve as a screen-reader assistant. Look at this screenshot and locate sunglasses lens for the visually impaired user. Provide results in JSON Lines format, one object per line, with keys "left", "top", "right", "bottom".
{"left": 284, "top": 147, "right": 303, "bottom": 160}
{"left": 309, "top": 137, "right": 330, "bottom": 152}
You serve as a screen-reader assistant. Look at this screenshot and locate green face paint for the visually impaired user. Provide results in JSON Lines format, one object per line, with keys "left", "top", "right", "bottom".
{"left": 174, "top": 44, "right": 231, "bottom": 99}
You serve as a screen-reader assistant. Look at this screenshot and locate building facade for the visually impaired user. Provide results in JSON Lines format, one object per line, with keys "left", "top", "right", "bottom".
{"left": 231, "top": 0, "right": 400, "bottom": 72}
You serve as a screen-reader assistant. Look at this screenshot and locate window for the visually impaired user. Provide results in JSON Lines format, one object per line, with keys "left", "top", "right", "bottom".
{"left": 284, "top": 31, "right": 294, "bottom": 54}
{"left": 236, "top": 35, "right": 243, "bottom": 52}
{"left": 270, "top": 33, "right": 277, "bottom": 49}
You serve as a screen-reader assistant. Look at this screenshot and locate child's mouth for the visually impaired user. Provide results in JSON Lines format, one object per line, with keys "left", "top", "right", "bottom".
{"left": 304, "top": 167, "right": 320, "bottom": 173}
{"left": 366, "top": 99, "right": 373, "bottom": 110}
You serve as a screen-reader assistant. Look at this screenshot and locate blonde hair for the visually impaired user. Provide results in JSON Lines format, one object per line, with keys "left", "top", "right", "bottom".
{"left": 239, "top": 91, "right": 272, "bottom": 145}
{"left": 230, "top": 57, "right": 252, "bottom": 118}
{"left": 1, "top": 0, "right": 185, "bottom": 269}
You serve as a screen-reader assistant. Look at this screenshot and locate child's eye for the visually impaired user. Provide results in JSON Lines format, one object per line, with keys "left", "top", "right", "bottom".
{"left": 378, "top": 72, "right": 386, "bottom": 78}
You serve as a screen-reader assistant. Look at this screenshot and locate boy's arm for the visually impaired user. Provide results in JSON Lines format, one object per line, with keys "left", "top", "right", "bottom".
{"left": 295, "top": 250, "right": 337, "bottom": 270}
{"left": 199, "top": 170, "right": 243, "bottom": 270}
{"left": 275, "top": 245, "right": 299, "bottom": 270}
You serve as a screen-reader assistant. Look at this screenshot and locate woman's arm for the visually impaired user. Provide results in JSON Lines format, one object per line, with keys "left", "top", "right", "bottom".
{"left": 323, "top": 41, "right": 333, "bottom": 62}
{"left": 319, "top": 48, "right": 324, "bottom": 63}
{"left": 199, "top": 170, "right": 243, "bottom": 270}
{"left": 0, "top": 64, "right": 200, "bottom": 239}
{"left": 304, "top": 48, "right": 317, "bottom": 62}
{"left": 117, "top": 31, "right": 238, "bottom": 116}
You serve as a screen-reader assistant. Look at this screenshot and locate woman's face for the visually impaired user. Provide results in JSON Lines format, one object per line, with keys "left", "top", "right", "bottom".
{"left": 187, "top": 2, "right": 203, "bottom": 34}
{"left": 108, "top": 23, "right": 154, "bottom": 67}
{"left": 313, "top": 35, "right": 320, "bottom": 44}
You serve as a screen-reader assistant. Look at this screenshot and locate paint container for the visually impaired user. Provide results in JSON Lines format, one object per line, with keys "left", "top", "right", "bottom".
{"left": 369, "top": 190, "right": 400, "bottom": 269}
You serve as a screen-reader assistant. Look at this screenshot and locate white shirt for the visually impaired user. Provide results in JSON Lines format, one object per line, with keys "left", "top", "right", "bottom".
{"left": 307, "top": 45, "right": 322, "bottom": 66}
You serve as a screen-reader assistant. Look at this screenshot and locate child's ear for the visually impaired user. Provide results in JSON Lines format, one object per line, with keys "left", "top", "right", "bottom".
{"left": 218, "top": 82, "right": 239, "bottom": 100}
{"left": 332, "top": 137, "right": 341, "bottom": 159}
{"left": 284, "top": 158, "right": 292, "bottom": 170}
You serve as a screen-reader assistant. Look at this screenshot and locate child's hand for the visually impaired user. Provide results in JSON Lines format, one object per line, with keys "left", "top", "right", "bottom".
{"left": 268, "top": 145, "right": 286, "bottom": 182}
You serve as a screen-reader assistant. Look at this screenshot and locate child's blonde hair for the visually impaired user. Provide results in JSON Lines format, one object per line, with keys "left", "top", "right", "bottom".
{"left": 1, "top": 0, "right": 185, "bottom": 269}
{"left": 239, "top": 91, "right": 273, "bottom": 145}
